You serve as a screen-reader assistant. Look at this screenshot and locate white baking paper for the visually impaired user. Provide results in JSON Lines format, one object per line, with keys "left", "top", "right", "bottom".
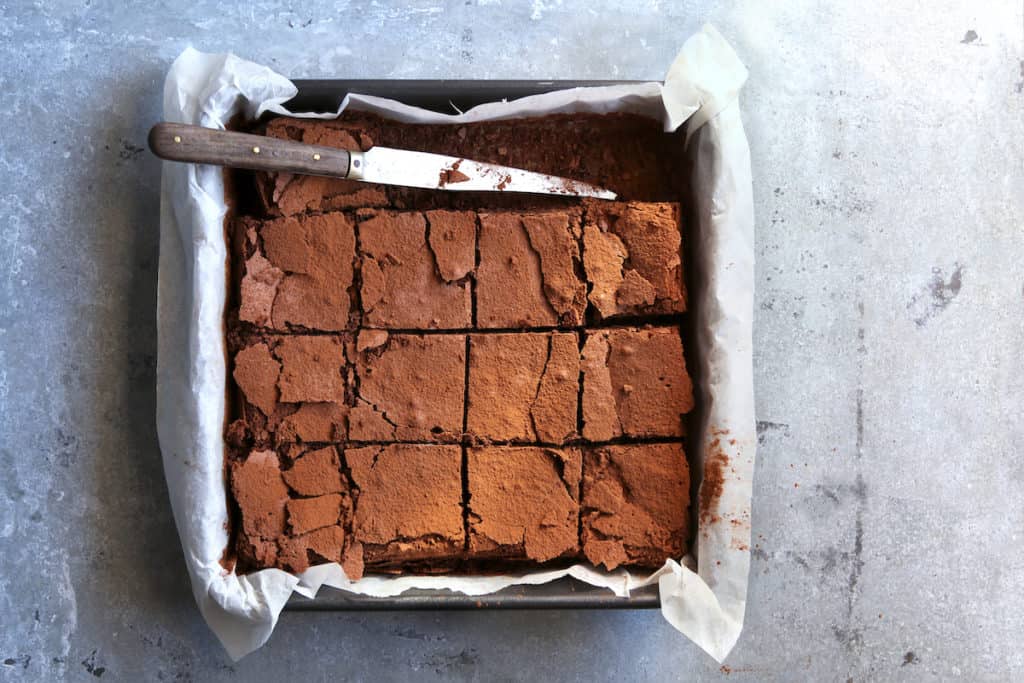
{"left": 156, "top": 24, "right": 753, "bottom": 662}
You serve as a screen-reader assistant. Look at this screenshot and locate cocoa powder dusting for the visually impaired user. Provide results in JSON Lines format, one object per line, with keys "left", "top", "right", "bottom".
{"left": 700, "top": 437, "right": 729, "bottom": 525}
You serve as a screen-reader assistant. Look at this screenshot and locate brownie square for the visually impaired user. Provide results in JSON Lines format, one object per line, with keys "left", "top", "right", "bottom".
{"left": 583, "top": 202, "right": 685, "bottom": 319}
{"left": 467, "top": 446, "right": 581, "bottom": 562}
{"left": 257, "top": 117, "right": 388, "bottom": 216}
{"left": 358, "top": 209, "right": 474, "bottom": 329}
{"left": 350, "top": 333, "right": 465, "bottom": 442}
{"left": 347, "top": 444, "right": 464, "bottom": 565}
{"left": 581, "top": 326, "right": 693, "bottom": 440}
{"left": 476, "top": 209, "right": 585, "bottom": 328}
{"left": 581, "top": 443, "right": 689, "bottom": 570}
{"left": 231, "top": 446, "right": 362, "bottom": 578}
{"left": 232, "top": 336, "right": 349, "bottom": 444}
{"left": 235, "top": 213, "right": 356, "bottom": 332}
{"left": 467, "top": 332, "right": 579, "bottom": 443}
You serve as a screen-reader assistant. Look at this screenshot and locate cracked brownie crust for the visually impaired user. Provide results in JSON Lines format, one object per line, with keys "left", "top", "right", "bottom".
{"left": 225, "top": 111, "right": 694, "bottom": 578}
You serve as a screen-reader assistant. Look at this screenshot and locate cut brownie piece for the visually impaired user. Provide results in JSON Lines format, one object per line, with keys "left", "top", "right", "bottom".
{"left": 350, "top": 334, "right": 465, "bottom": 442}
{"left": 235, "top": 213, "right": 356, "bottom": 332}
{"left": 346, "top": 444, "right": 464, "bottom": 565}
{"left": 467, "top": 446, "right": 581, "bottom": 562}
{"left": 476, "top": 209, "right": 585, "bottom": 328}
{"left": 359, "top": 210, "right": 473, "bottom": 329}
{"left": 581, "top": 443, "right": 689, "bottom": 570}
{"left": 581, "top": 326, "right": 693, "bottom": 440}
{"left": 232, "top": 336, "right": 348, "bottom": 444}
{"left": 583, "top": 202, "right": 685, "bottom": 319}
{"left": 467, "top": 332, "right": 579, "bottom": 443}
{"left": 231, "top": 449, "right": 290, "bottom": 567}
{"left": 257, "top": 117, "right": 388, "bottom": 216}
{"left": 228, "top": 444, "right": 363, "bottom": 578}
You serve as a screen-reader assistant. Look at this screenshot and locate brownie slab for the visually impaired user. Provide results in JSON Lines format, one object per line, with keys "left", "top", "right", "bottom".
{"left": 347, "top": 444, "right": 464, "bottom": 565}
{"left": 350, "top": 334, "right": 465, "bottom": 442}
{"left": 581, "top": 443, "right": 689, "bottom": 570}
{"left": 226, "top": 111, "right": 696, "bottom": 579}
{"left": 583, "top": 202, "right": 685, "bottom": 319}
{"left": 467, "top": 446, "right": 581, "bottom": 562}
{"left": 476, "top": 209, "right": 585, "bottom": 328}
{"left": 252, "top": 112, "right": 680, "bottom": 213}
{"left": 232, "top": 336, "right": 349, "bottom": 444}
{"left": 467, "top": 332, "right": 579, "bottom": 443}
{"left": 359, "top": 209, "right": 473, "bottom": 329}
{"left": 235, "top": 213, "right": 356, "bottom": 332}
{"left": 581, "top": 326, "right": 693, "bottom": 440}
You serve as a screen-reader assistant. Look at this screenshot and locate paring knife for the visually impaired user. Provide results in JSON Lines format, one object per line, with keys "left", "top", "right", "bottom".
{"left": 148, "top": 122, "right": 616, "bottom": 200}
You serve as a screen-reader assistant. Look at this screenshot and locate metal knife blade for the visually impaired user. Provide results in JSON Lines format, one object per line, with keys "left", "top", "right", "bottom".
{"left": 349, "top": 147, "right": 617, "bottom": 200}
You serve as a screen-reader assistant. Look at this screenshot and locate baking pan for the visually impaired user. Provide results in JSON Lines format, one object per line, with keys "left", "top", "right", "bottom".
{"left": 281, "top": 79, "right": 663, "bottom": 611}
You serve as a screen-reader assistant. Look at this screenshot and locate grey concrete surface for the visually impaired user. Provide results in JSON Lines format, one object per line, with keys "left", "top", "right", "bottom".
{"left": 1, "top": 0, "right": 1022, "bottom": 680}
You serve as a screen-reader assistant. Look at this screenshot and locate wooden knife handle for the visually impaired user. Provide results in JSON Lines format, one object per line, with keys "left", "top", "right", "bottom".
{"left": 147, "top": 122, "right": 352, "bottom": 177}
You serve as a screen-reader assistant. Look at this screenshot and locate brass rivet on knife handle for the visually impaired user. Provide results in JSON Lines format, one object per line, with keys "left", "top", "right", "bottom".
{"left": 147, "top": 122, "right": 353, "bottom": 178}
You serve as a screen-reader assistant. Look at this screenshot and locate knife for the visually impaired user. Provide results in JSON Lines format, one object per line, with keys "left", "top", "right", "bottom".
{"left": 148, "top": 122, "right": 616, "bottom": 200}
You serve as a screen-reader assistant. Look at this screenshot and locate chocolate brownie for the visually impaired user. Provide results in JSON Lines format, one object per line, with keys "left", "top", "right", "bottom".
{"left": 581, "top": 443, "right": 690, "bottom": 570}
{"left": 358, "top": 209, "right": 473, "bottom": 329}
{"left": 467, "top": 446, "right": 581, "bottom": 562}
{"left": 346, "top": 444, "right": 464, "bottom": 566}
{"left": 231, "top": 445, "right": 362, "bottom": 577}
{"left": 476, "top": 209, "right": 585, "bottom": 328}
{"left": 350, "top": 334, "right": 465, "bottom": 442}
{"left": 581, "top": 326, "right": 693, "bottom": 440}
{"left": 234, "top": 212, "right": 356, "bottom": 332}
{"left": 583, "top": 201, "right": 686, "bottom": 319}
{"left": 467, "top": 332, "right": 578, "bottom": 443}
{"left": 231, "top": 335, "right": 349, "bottom": 445}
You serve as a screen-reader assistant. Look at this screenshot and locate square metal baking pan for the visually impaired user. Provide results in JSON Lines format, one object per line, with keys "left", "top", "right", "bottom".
{"left": 282, "top": 78, "right": 664, "bottom": 611}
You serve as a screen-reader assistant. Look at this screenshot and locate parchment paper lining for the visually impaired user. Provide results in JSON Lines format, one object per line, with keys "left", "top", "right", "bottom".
{"left": 156, "top": 24, "right": 753, "bottom": 661}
